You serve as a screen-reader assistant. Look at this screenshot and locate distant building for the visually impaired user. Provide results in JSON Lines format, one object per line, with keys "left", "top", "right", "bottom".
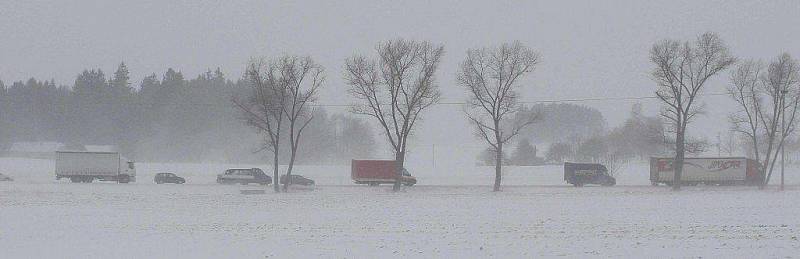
{"left": 3, "top": 141, "right": 66, "bottom": 158}
{"left": 8, "top": 141, "right": 65, "bottom": 153}
{"left": 2, "top": 142, "right": 117, "bottom": 158}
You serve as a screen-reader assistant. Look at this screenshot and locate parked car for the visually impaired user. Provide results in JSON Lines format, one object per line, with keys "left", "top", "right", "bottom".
{"left": 279, "top": 174, "right": 315, "bottom": 186}
{"left": 217, "top": 168, "right": 271, "bottom": 185}
{"left": 564, "top": 162, "right": 616, "bottom": 187}
{"left": 154, "top": 173, "right": 185, "bottom": 184}
{"left": 351, "top": 160, "right": 417, "bottom": 186}
{"left": 0, "top": 173, "right": 12, "bottom": 181}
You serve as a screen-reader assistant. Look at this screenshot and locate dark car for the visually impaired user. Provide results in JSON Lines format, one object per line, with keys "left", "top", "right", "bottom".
{"left": 154, "top": 173, "right": 185, "bottom": 184}
{"left": 217, "top": 168, "right": 271, "bottom": 185}
{"left": 564, "top": 162, "right": 616, "bottom": 187}
{"left": 279, "top": 174, "right": 315, "bottom": 186}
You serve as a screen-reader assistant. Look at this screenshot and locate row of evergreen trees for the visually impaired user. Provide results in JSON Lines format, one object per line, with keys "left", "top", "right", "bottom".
{"left": 0, "top": 63, "right": 376, "bottom": 164}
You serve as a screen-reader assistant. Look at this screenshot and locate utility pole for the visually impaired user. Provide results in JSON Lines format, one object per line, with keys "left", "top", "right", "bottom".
{"left": 431, "top": 144, "right": 435, "bottom": 168}
{"left": 728, "top": 130, "right": 735, "bottom": 156}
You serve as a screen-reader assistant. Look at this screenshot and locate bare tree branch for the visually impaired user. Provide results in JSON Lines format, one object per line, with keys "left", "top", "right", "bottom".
{"left": 234, "top": 57, "right": 289, "bottom": 192}
{"left": 650, "top": 32, "right": 735, "bottom": 190}
{"left": 345, "top": 38, "right": 444, "bottom": 191}
{"left": 457, "top": 41, "right": 541, "bottom": 191}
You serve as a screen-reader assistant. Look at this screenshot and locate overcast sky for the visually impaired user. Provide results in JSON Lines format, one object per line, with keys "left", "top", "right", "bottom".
{"left": 2, "top": 0, "right": 799, "bottom": 151}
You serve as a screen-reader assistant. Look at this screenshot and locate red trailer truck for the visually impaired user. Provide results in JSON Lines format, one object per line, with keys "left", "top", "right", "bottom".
{"left": 650, "top": 157, "right": 762, "bottom": 186}
{"left": 351, "top": 160, "right": 417, "bottom": 186}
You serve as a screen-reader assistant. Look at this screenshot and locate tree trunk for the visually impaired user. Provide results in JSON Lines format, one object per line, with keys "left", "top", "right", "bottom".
{"left": 393, "top": 151, "right": 405, "bottom": 192}
{"left": 493, "top": 118, "right": 503, "bottom": 192}
{"left": 760, "top": 137, "right": 776, "bottom": 190}
{"left": 284, "top": 147, "right": 297, "bottom": 192}
{"left": 765, "top": 136, "right": 786, "bottom": 190}
{"left": 749, "top": 134, "right": 766, "bottom": 190}
{"left": 493, "top": 143, "right": 502, "bottom": 192}
{"left": 272, "top": 151, "right": 280, "bottom": 193}
{"left": 673, "top": 128, "right": 685, "bottom": 191}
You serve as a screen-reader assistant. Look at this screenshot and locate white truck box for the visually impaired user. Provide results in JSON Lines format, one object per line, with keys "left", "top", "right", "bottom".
{"left": 55, "top": 151, "right": 136, "bottom": 183}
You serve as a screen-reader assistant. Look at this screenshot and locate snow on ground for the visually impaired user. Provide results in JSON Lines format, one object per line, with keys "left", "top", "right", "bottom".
{"left": 1, "top": 157, "right": 800, "bottom": 258}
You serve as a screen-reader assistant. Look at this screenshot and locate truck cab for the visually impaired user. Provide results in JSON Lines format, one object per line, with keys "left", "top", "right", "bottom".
{"left": 399, "top": 168, "right": 417, "bottom": 186}
{"left": 564, "top": 162, "right": 616, "bottom": 187}
{"left": 120, "top": 158, "right": 136, "bottom": 183}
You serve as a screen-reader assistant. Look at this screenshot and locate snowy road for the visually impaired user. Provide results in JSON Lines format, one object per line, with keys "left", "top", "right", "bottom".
{"left": 2, "top": 181, "right": 799, "bottom": 258}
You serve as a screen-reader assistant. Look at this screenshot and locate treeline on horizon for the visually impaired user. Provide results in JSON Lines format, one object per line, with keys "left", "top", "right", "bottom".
{"left": 479, "top": 103, "right": 670, "bottom": 166}
{"left": 0, "top": 63, "right": 679, "bottom": 166}
{"left": 0, "top": 63, "right": 377, "bottom": 164}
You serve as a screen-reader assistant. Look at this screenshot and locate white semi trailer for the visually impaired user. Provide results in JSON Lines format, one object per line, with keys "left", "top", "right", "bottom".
{"left": 649, "top": 157, "right": 762, "bottom": 186}
{"left": 55, "top": 151, "right": 136, "bottom": 183}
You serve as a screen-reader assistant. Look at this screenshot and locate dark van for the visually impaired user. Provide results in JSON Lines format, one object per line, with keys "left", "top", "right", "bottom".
{"left": 564, "top": 162, "right": 616, "bottom": 187}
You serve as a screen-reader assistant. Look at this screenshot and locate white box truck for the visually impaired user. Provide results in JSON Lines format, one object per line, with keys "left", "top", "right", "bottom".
{"left": 55, "top": 151, "right": 136, "bottom": 183}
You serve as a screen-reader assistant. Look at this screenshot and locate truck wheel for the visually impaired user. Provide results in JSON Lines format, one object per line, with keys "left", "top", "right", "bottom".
{"left": 70, "top": 177, "right": 81, "bottom": 183}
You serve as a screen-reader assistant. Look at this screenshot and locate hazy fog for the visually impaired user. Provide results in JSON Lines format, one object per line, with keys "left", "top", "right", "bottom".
{"left": 2, "top": 0, "right": 799, "bottom": 149}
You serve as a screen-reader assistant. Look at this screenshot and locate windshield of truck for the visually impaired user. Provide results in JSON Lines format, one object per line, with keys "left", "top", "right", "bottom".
{"left": 127, "top": 161, "right": 135, "bottom": 170}
{"left": 402, "top": 168, "right": 411, "bottom": 176}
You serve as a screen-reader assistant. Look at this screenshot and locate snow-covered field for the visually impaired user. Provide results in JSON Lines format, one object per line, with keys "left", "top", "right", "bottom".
{"left": 2, "top": 157, "right": 800, "bottom": 258}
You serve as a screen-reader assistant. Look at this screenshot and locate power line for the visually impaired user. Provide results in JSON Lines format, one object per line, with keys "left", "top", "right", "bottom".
{"left": 61, "top": 91, "right": 734, "bottom": 108}
{"left": 438, "top": 92, "right": 732, "bottom": 105}
{"left": 319, "top": 91, "right": 733, "bottom": 107}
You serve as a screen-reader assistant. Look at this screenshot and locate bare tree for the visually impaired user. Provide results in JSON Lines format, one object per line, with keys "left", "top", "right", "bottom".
{"left": 601, "top": 152, "right": 628, "bottom": 178}
{"left": 730, "top": 54, "right": 800, "bottom": 189}
{"left": 650, "top": 32, "right": 735, "bottom": 190}
{"left": 762, "top": 54, "right": 800, "bottom": 190}
{"left": 233, "top": 58, "right": 287, "bottom": 192}
{"left": 279, "top": 56, "right": 324, "bottom": 191}
{"left": 729, "top": 59, "right": 766, "bottom": 184}
{"left": 345, "top": 39, "right": 444, "bottom": 191}
{"left": 457, "top": 42, "right": 541, "bottom": 191}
